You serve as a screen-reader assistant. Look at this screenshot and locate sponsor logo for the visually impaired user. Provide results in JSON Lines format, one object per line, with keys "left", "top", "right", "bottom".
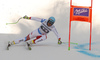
{"left": 74, "top": 8, "right": 89, "bottom": 16}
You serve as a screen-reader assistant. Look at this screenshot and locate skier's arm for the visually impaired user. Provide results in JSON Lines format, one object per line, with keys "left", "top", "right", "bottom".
{"left": 52, "top": 27, "right": 62, "bottom": 44}
{"left": 23, "top": 15, "right": 46, "bottom": 22}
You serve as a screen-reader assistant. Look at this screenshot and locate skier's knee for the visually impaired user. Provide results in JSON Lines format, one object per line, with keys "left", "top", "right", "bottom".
{"left": 25, "top": 35, "right": 30, "bottom": 41}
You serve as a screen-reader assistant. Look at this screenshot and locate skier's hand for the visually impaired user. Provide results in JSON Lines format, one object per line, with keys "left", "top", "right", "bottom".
{"left": 23, "top": 15, "right": 30, "bottom": 19}
{"left": 58, "top": 38, "right": 62, "bottom": 44}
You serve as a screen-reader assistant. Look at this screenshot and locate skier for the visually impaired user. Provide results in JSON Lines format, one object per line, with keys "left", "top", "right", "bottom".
{"left": 7, "top": 15, "right": 62, "bottom": 50}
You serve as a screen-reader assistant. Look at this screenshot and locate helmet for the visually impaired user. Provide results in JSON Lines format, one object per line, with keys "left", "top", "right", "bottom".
{"left": 47, "top": 16, "right": 55, "bottom": 26}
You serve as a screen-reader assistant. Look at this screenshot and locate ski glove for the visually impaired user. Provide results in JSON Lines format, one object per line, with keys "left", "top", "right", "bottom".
{"left": 23, "top": 15, "right": 31, "bottom": 19}
{"left": 58, "top": 38, "right": 62, "bottom": 44}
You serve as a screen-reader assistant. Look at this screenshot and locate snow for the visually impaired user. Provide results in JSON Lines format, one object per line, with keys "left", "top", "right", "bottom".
{"left": 0, "top": 0, "right": 100, "bottom": 60}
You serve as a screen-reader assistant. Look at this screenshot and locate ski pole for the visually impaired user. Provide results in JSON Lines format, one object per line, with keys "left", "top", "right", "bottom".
{"left": 6, "top": 17, "right": 22, "bottom": 25}
{"left": 62, "top": 42, "right": 78, "bottom": 45}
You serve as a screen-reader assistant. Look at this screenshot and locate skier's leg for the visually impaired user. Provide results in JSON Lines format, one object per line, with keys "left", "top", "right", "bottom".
{"left": 11, "top": 29, "right": 41, "bottom": 45}
{"left": 25, "top": 29, "right": 41, "bottom": 41}
{"left": 31, "top": 34, "right": 47, "bottom": 44}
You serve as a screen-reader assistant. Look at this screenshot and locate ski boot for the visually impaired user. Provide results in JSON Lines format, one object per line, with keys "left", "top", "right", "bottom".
{"left": 26, "top": 42, "right": 31, "bottom": 50}
{"left": 7, "top": 41, "right": 15, "bottom": 50}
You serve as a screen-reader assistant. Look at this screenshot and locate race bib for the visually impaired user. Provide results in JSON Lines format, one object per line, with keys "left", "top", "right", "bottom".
{"left": 41, "top": 26, "right": 49, "bottom": 33}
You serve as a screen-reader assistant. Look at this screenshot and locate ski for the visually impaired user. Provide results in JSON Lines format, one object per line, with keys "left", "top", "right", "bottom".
{"left": 26, "top": 42, "right": 31, "bottom": 50}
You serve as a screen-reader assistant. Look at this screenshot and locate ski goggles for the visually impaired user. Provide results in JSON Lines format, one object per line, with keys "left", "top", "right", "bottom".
{"left": 47, "top": 19, "right": 54, "bottom": 25}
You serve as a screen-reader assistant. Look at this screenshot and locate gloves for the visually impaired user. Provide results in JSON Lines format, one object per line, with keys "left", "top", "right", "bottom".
{"left": 58, "top": 38, "right": 62, "bottom": 44}
{"left": 23, "top": 15, "right": 31, "bottom": 19}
